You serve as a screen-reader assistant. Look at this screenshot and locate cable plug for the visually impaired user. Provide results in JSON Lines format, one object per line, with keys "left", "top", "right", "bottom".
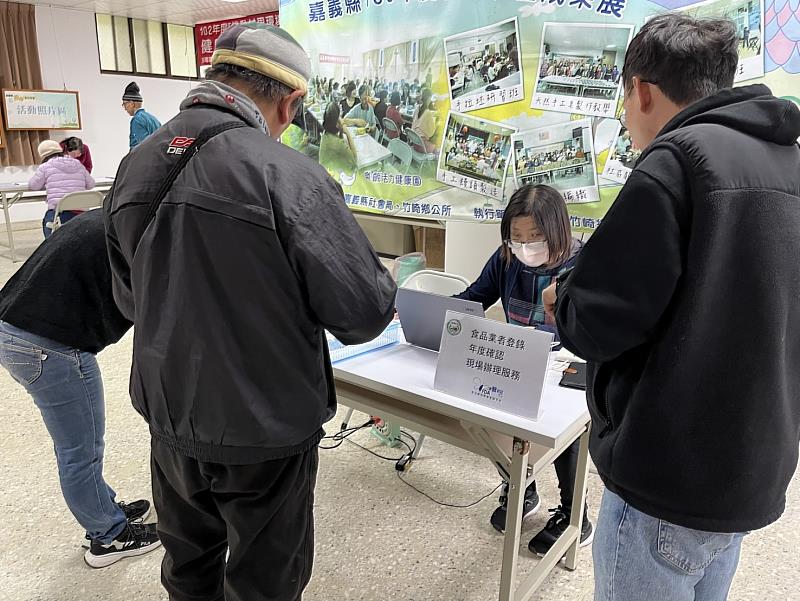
{"left": 395, "top": 453, "right": 413, "bottom": 472}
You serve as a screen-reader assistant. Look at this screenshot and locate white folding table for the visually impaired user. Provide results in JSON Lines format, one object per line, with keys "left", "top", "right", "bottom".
{"left": 0, "top": 178, "right": 114, "bottom": 262}
{"left": 333, "top": 342, "right": 591, "bottom": 601}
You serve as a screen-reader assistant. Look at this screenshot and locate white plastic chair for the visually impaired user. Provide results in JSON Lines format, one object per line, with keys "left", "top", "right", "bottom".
{"left": 402, "top": 269, "right": 470, "bottom": 296}
{"left": 387, "top": 138, "right": 413, "bottom": 175}
{"left": 49, "top": 191, "right": 104, "bottom": 233}
{"left": 405, "top": 129, "right": 439, "bottom": 176}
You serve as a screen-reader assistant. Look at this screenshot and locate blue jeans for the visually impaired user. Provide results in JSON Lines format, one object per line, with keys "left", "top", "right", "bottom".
{"left": 594, "top": 489, "right": 746, "bottom": 601}
{"left": 0, "top": 321, "right": 127, "bottom": 543}
{"left": 42, "top": 209, "right": 78, "bottom": 238}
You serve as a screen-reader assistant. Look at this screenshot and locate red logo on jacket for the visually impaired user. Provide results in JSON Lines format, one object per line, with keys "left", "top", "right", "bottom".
{"left": 167, "top": 137, "right": 196, "bottom": 155}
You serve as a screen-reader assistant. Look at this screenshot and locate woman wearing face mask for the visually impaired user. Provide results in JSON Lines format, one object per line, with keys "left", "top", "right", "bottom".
{"left": 454, "top": 183, "right": 593, "bottom": 556}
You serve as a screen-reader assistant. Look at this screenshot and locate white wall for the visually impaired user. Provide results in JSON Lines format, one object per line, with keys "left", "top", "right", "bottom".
{"left": 445, "top": 220, "right": 500, "bottom": 283}
{"left": 0, "top": 6, "right": 195, "bottom": 223}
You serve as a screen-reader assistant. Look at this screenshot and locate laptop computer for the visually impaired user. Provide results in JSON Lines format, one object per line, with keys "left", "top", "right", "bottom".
{"left": 395, "top": 288, "right": 485, "bottom": 352}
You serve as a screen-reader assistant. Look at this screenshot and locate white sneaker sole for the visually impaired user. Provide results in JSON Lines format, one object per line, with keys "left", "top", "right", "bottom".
{"left": 84, "top": 540, "right": 163, "bottom": 569}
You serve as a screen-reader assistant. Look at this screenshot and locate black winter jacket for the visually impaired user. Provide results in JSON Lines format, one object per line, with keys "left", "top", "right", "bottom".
{"left": 106, "top": 82, "right": 397, "bottom": 464}
{"left": 556, "top": 85, "right": 800, "bottom": 532}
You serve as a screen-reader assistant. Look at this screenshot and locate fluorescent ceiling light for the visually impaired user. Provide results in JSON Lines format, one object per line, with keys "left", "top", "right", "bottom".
{"left": 221, "top": 0, "right": 248, "bottom": 3}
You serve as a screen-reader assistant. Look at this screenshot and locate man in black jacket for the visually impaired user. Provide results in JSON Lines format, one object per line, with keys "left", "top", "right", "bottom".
{"left": 543, "top": 14, "right": 800, "bottom": 601}
{"left": 105, "top": 24, "right": 396, "bottom": 601}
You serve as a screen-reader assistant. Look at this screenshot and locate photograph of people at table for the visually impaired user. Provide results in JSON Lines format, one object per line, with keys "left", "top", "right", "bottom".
{"left": 438, "top": 112, "right": 515, "bottom": 198}
{"left": 286, "top": 33, "right": 446, "bottom": 180}
{"left": 678, "top": 0, "right": 764, "bottom": 81}
{"left": 512, "top": 118, "right": 600, "bottom": 204}
{"left": 453, "top": 183, "right": 592, "bottom": 554}
{"left": 601, "top": 124, "right": 641, "bottom": 184}
{"left": 532, "top": 22, "right": 633, "bottom": 118}
{"left": 445, "top": 18, "right": 524, "bottom": 112}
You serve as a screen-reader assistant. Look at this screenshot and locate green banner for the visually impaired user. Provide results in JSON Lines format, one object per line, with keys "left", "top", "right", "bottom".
{"left": 280, "top": 0, "right": 797, "bottom": 232}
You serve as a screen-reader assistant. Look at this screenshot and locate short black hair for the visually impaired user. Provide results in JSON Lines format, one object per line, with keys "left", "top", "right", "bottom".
{"left": 358, "top": 84, "right": 369, "bottom": 97}
{"left": 206, "top": 63, "right": 304, "bottom": 114}
{"left": 378, "top": 90, "right": 388, "bottom": 101}
{"left": 622, "top": 13, "right": 738, "bottom": 106}
{"left": 500, "top": 184, "right": 572, "bottom": 268}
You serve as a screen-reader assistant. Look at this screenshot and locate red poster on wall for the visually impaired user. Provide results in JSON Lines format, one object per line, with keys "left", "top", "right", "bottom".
{"left": 195, "top": 12, "right": 280, "bottom": 69}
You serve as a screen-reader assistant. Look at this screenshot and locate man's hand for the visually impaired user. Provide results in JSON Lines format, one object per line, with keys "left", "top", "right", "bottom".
{"left": 543, "top": 281, "right": 558, "bottom": 321}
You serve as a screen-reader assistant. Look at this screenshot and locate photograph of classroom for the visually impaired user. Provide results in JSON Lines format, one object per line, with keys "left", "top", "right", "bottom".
{"left": 293, "top": 34, "right": 445, "bottom": 178}
{"left": 534, "top": 23, "right": 631, "bottom": 99}
{"left": 513, "top": 120, "right": 597, "bottom": 190}
{"left": 445, "top": 19, "right": 521, "bottom": 101}
{"left": 440, "top": 114, "right": 513, "bottom": 187}
{"left": 682, "top": 0, "right": 762, "bottom": 57}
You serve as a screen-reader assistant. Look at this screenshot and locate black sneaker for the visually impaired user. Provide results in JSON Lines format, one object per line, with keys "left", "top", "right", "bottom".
{"left": 119, "top": 499, "right": 151, "bottom": 522}
{"left": 528, "top": 505, "right": 594, "bottom": 556}
{"left": 84, "top": 522, "right": 162, "bottom": 568}
{"left": 490, "top": 482, "right": 541, "bottom": 533}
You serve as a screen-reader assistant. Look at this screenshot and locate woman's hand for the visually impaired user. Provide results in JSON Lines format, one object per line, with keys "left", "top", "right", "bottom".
{"left": 543, "top": 281, "right": 558, "bottom": 321}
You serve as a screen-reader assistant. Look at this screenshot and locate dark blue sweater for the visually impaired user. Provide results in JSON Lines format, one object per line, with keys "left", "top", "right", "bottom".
{"left": 456, "top": 239, "right": 582, "bottom": 338}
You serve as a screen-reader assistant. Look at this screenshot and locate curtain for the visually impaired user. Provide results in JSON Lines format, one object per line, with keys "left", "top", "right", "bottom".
{"left": 419, "top": 37, "right": 444, "bottom": 86}
{"left": 0, "top": 1, "right": 48, "bottom": 167}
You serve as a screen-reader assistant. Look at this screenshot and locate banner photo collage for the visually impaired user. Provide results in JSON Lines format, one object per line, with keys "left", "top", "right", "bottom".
{"left": 280, "top": 0, "right": 799, "bottom": 231}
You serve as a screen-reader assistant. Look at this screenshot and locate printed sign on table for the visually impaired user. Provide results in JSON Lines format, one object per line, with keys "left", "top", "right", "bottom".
{"left": 434, "top": 311, "right": 554, "bottom": 421}
{"left": 195, "top": 12, "right": 280, "bottom": 69}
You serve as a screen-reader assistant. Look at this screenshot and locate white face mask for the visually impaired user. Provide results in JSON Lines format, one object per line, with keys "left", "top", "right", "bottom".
{"left": 511, "top": 242, "right": 549, "bottom": 268}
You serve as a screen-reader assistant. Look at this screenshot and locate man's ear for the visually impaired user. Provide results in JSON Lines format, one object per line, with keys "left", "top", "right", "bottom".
{"left": 278, "top": 90, "right": 306, "bottom": 129}
{"left": 633, "top": 77, "right": 653, "bottom": 115}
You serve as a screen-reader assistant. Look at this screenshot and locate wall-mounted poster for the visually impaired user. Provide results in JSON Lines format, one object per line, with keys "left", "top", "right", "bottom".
{"left": 444, "top": 18, "right": 525, "bottom": 113}
{"left": 281, "top": 0, "right": 793, "bottom": 232}
{"left": 531, "top": 22, "right": 633, "bottom": 119}
{"left": 678, "top": 0, "right": 765, "bottom": 82}
{"left": 438, "top": 112, "right": 517, "bottom": 200}
{"left": 2, "top": 89, "right": 82, "bottom": 131}
{"left": 512, "top": 119, "right": 600, "bottom": 204}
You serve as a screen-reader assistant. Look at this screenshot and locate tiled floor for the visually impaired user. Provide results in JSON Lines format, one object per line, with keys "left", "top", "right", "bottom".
{"left": 0, "top": 228, "right": 798, "bottom": 601}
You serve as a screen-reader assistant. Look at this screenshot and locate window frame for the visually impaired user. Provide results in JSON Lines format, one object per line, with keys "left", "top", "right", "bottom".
{"left": 96, "top": 14, "right": 200, "bottom": 81}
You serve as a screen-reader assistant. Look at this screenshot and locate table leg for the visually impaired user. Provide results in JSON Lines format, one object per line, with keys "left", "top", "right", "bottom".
{"left": 564, "top": 425, "right": 591, "bottom": 571}
{"left": 499, "top": 438, "right": 529, "bottom": 601}
{"left": 1, "top": 192, "right": 18, "bottom": 263}
{"left": 411, "top": 434, "right": 426, "bottom": 459}
{"left": 340, "top": 407, "right": 355, "bottom": 431}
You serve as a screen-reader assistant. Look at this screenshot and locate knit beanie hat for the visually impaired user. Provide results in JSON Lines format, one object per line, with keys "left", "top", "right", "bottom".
{"left": 37, "top": 140, "right": 63, "bottom": 160}
{"left": 211, "top": 24, "right": 311, "bottom": 94}
{"left": 122, "top": 81, "right": 143, "bottom": 102}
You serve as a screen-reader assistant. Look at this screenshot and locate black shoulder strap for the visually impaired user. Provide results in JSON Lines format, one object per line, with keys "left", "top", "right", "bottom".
{"left": 140, "top": 120, "right": 247, "bottom": 232}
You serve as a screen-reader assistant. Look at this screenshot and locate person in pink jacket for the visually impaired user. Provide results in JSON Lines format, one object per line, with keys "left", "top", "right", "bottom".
{"left": 29, "top": 140, "right": 95, "bottom": 238}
